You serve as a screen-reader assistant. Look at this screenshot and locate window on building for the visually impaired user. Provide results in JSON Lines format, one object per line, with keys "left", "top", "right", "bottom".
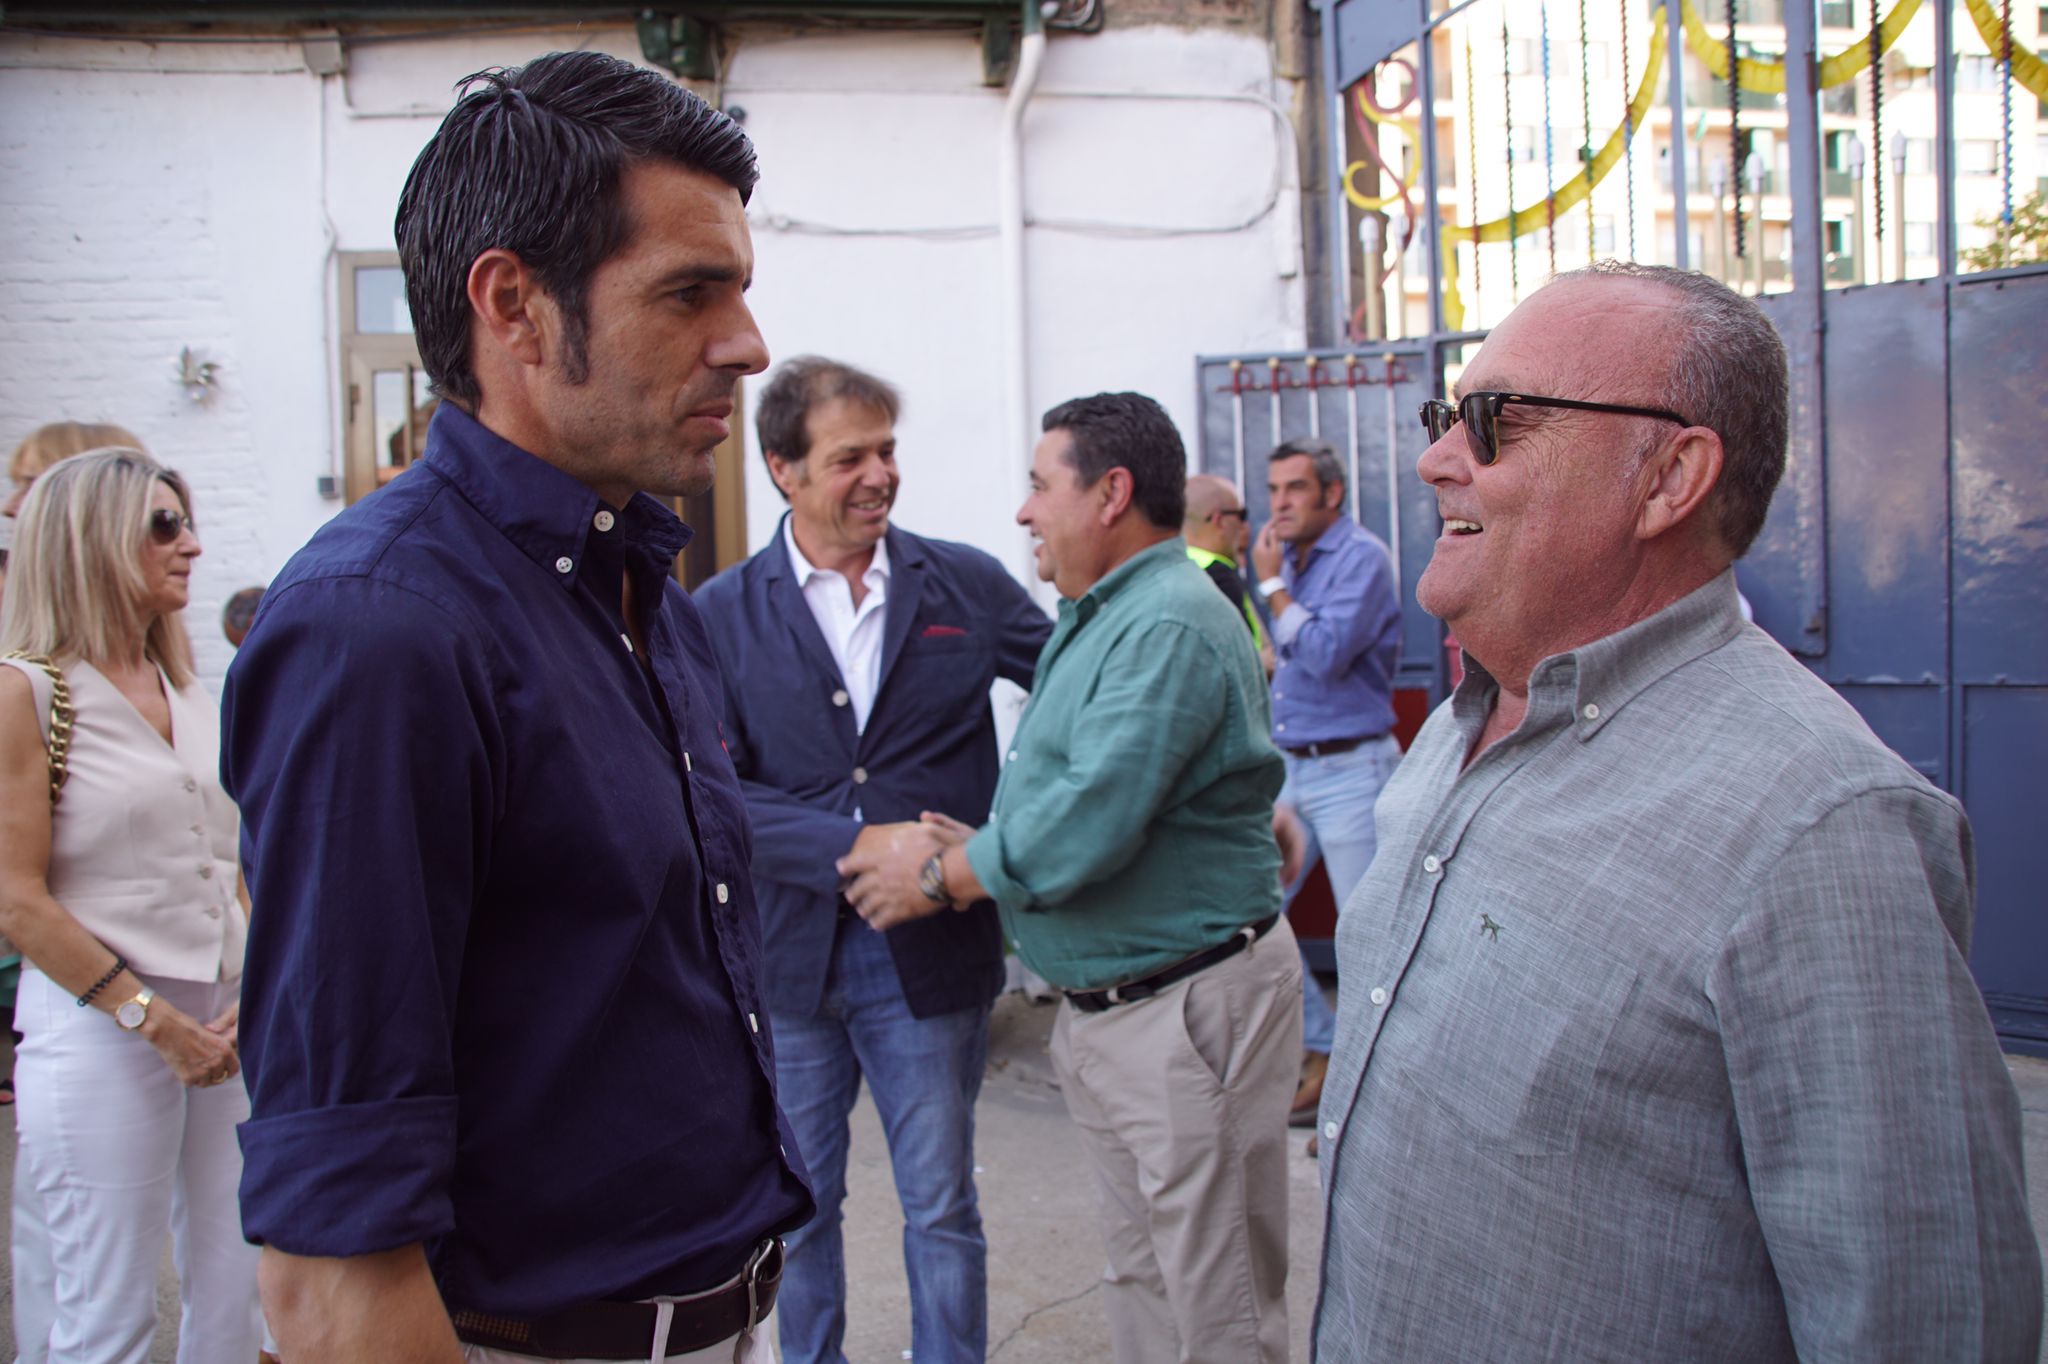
{"left": 1902, "top": 137, "right": 1936, "bottom": 174}
{"left": 338, "top": 253, "right": 434, "bottom": 504}
{"left": 1886, "top": 51, "right": 1933, "bottom": 91}
{"left": 1903, "top": 221, "right": 1937, "bottom": 258}
{"left": 1509, "top": 38, "right": 1537, "bottom": 75}
{"left": 1593, "top": 215, "right": 1617, "bottom": 254}
{"left": 1955, "top": 53, "right": 2003, "bottom": 94}
{"left": 1507, "top": 125, "right": 1539, "bottom": 165}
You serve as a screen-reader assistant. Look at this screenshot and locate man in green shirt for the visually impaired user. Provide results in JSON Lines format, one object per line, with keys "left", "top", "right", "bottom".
{"left": 841, "top": 392, "right": 1303, "bottom": 1364}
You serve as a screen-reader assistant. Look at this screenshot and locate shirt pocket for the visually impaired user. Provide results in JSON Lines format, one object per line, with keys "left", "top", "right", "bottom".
{"left": 1405, "top": 911, "right": 1640, "bottom": 1160}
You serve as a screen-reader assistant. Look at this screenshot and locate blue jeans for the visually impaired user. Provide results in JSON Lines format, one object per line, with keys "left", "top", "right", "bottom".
{"left": 1280, "top": 735, "right": 1403, "bottom": 1054}
{"left": 772, "top": 918, "right": 989, "bottom": 1364}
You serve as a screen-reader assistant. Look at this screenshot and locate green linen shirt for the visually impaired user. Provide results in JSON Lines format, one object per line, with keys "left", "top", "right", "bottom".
{"left": 963, "top": 537, "right": 1285, "bottom": 990}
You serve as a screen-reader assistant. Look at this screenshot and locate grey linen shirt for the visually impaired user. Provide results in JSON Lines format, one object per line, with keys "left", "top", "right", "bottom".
{"left": 1313, "top": 571, "right": 2041, "bottom": 1362}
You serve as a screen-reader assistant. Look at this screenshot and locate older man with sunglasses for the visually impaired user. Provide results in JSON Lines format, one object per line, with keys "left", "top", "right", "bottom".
{"left": 1311, "top": 262, "right": 2041, "bottom": 1361}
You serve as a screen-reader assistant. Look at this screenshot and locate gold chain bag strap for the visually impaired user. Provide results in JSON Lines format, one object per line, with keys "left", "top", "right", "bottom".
{"left": 3, "top": 653, "right": 73, "bottom": 805}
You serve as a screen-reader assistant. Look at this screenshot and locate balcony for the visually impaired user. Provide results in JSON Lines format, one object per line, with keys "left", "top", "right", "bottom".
{"left": 1822, "top": 168, "right": 1859, "bottom": 197}
{"left": 1820, "top": 0, "right": 1853, "bottom": 27}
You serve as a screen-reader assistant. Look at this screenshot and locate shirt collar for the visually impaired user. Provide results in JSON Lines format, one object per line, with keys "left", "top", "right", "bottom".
{"left": 419, "top": 404, "right": 692, "bottom": 587}
{"left": 1455, "top": 569, "right": 1748, "bottom": 742}
{"left": 1286, "top": 514, "right": 1358, "bottom": 575}
{"left": 781, "top": 513, "right": 890, "bottom": 590}
{"left": 1059, "top": 536, "right": 1185, "bottom": 625}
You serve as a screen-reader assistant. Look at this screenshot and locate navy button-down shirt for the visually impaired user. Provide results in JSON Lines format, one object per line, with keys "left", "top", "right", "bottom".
{"left": 1271, "top": 516, "right": 1400, "bottom": 744}
{"left": 222, "top": 404, "right": 814, "bottom": 1317}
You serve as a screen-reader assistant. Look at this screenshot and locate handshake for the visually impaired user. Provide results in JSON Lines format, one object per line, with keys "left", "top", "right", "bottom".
{"left": 836, "top": 811, "right": 980, "bottom": 932}
{"left": 835, "top": 806, "right": 1308, "bottom": 934}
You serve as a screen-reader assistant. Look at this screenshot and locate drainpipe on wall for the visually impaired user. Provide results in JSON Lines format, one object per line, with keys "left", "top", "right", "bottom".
{"left": 1000, "top": 0, "right": 1046, "bottom": 586}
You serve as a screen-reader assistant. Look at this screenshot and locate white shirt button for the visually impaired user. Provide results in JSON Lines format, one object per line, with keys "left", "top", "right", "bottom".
{"left": 1369, "top": 986, "right": 1388, "bottom": 1006}
{"left": 198, "top": 865, "right": 214, "bottom": 879}
{"left": 183, "top": 778, "right": 198, "bottom": 793}
{"left": 1323, "top": 1121, "right": 1339, "bottom": 1140}
{"left": 1582, "top": 702, "right": 1601, "bottom": 721}
{"left": 852, "top": 767, "right": 869, "bottom": 785}
{"left": 1422, "top": 854, "right": 1441, "bottom": 873}
{"left": 555, "top": 556, "right": 573, "bottom": 574}
{"left": 715, "top": 882, "right": 730, "bottom": 904}
{"left": 593, "top": 509, "right": 616, "bottom": 532}
{"left": 191, "top": 824, "right": 204, "bottom": 836}
{"left": 832, "top": 689, "right": 850, "bottom": 708}
{"left": 748, "top": 1012, "right": 759, "bottom": 1033}
{"left": 206, "top": 905, "right": 221, "bottom": 919}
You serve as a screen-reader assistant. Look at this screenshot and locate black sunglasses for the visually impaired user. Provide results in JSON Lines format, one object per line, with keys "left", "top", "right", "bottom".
{"left": 148, "top": 508, "right": 196, "bottom": 545}
{"left": 1419, "top": 391, "right": 1693, "bottom": 467}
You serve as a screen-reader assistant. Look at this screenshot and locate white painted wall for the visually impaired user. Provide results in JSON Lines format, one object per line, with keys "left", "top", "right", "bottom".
{"left": 0, "top": 19, "right": 1305, "bottom": 688}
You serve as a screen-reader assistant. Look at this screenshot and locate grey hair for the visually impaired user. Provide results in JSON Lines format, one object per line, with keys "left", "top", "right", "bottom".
{"left": 1268, "top": 438, "right": 1347, "bottom": 495}
{"left": 1551, "top": 260, "right": 1788, "bottom": 557}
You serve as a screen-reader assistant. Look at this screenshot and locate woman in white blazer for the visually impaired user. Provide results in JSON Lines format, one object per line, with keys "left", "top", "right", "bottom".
{"left": 0, "top": 448, "right": 262, "bottom": 1362}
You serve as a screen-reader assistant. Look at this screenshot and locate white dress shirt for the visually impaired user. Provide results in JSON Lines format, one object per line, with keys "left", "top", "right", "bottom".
{"left": 783, "top": 517, "right": 890, "bottom": 734}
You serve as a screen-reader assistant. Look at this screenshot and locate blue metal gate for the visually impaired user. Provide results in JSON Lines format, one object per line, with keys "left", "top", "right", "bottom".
{"left": 1197, "top": 264, "right": 2048, "bottom": 1052}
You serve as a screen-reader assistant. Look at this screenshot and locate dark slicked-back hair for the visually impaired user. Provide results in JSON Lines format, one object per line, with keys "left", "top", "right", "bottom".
{"left": 1041, "top": 392, "right": 1186, "bottom": 530}
{"left": 396, "top": 50, "right": 758, "bottom": 410}
{"left": 1268, "top": 437, "right": 1346, "bottom": 494}
{"left": 755, "top": 355, "right": 901, "bottom": 501}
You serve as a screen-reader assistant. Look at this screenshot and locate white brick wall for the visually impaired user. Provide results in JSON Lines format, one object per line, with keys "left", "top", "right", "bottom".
{"left": 1, "top": 22, "right": 1306, "bottom": 691}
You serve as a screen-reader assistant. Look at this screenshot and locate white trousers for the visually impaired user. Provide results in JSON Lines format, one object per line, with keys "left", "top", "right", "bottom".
{"left": 13, "top": 969, "right": 263, "bottom": 1364}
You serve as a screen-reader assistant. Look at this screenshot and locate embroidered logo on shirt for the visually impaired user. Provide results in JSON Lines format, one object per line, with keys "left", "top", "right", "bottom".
{"left": 921, "top": 624, "right": 968, "bottom": 638}
{"left": 1479, "top": 914, "right": 1502, "bottom": 942}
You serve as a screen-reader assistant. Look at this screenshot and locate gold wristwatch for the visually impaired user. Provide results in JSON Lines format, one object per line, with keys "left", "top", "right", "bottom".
{"left": 114, "top": 988, "right": 154, "bottom": 1031}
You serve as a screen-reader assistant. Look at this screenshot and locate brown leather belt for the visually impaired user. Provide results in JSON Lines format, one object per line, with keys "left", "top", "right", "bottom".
{"left": 450, "top": 1237, "right": 781, "bottom": 1359}
{"left": 1064, "top": 916, "right": 1279, "bottom": 1013}
{"left": 1279, "top": 732, "right": 1383, "bottom": 758}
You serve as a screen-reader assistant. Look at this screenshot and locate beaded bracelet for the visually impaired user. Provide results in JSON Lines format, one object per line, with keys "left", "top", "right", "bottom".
{"left": 76, "top": 955, "right": 128, "bottom": 1008}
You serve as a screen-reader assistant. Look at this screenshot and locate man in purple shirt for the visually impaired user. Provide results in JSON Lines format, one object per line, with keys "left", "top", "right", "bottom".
{"left": 1249, "top": 439, "right": 1402, "bottom": 1132}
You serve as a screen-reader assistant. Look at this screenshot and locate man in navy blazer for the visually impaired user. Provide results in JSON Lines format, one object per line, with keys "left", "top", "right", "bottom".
{"left": 695, "top": 356, "right": 1050, "bottom": 1364}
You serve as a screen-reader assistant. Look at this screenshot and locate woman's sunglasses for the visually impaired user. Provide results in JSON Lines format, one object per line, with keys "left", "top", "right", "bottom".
{"left": 148, "top": 508, "right": 196, "bottom": 545}
{"left": 1418, "top": 391, "right": 1693, "bottom": 467}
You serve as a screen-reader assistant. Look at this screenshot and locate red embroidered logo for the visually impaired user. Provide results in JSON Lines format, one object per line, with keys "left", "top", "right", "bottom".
{"left": 921, "top": 624, "right": 968, "bottom": 638}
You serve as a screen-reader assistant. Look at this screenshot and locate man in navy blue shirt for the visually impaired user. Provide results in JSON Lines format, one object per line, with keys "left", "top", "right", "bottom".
{"left": 1248, "top": 439, "right": 1402, "bottom": 1134}
{"left": 221, "top": 51, "right": 813, "bottom": 1361}
{"left": 695, "top": 357, "right": 1049, "bottom": 1364}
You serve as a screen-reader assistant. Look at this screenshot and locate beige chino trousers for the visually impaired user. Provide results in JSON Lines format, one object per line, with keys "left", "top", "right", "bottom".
{"left": 1050, "top": 917, "right": 1304, "bottom": 1364}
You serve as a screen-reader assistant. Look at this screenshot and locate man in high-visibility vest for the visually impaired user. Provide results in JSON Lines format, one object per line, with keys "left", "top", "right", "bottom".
{"left": 1183, "top": 473, "right": 1268, "bottom": 666}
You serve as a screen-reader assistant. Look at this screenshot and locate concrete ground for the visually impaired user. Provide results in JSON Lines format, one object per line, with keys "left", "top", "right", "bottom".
{"left": 0, "top": 992, "right": 2043, "bottom": 1362}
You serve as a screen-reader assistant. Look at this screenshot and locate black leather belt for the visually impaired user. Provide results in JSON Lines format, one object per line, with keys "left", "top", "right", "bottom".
{"left": 1280, "top": 732, "right": 1384, "bottom": 759}
{"left": 1064, "top": 916, "right": 1279, "bottom": 1013}
{"left": 450, "top": 1237, "right": 781, "bottom": 1359}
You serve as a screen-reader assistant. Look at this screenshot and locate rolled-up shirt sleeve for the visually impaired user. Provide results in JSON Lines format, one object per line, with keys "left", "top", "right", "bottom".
{"left": 222, "top": 574, "right": 499, "bottom": 1256}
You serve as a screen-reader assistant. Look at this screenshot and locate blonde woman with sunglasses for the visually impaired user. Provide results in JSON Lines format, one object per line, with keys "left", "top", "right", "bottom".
{"left": 0, "top": 448, "right": 262, "bottom": 1361}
